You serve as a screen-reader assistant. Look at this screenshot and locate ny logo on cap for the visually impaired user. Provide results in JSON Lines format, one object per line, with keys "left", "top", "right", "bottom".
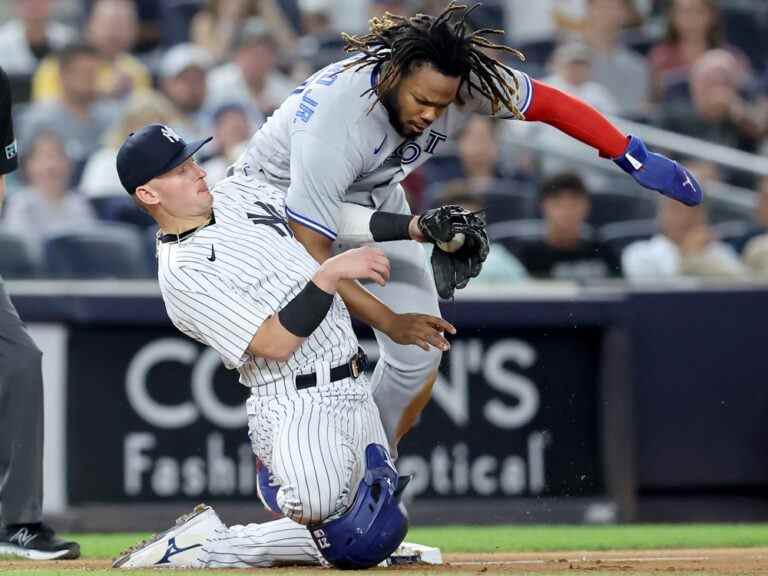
{"left": 161, "top": 126, "right": 182, "bottom": 143}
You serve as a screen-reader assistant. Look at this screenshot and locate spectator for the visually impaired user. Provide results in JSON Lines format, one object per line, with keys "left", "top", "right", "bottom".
{"left": 0, "top": 0, "right": 76, "bottom": 77}
{"left": 369, "top": 0, "right": 414, "bottom": 19}
{"left": 20, "top": 43, "right": 119, "bottom": 175}
{"left": 648, "top": 0, "right": 750, "bottom": 101}
{"left": 423, "top": 114, "right": 502, "bottom": 187}
{"left": 32, "top": 0, "right": 151, "bottom": 102}
{"left": 201, "top": 102, "right": 252, "bottom": 187}
{"left": 742, "top": 233, "right": 768, "bottom": 277}
{"left": 657, "top": 49, "right": 765, "bottom": 154}
{"left": 730, "top": 175, "right": 768, "bottom": 255}
{"left": 579, "top": 0, "right": 650, "bottom": 118}
{"left": 542, "top": 42, "right": 618, "bottom": 113}
{"left": 424, "top": 115, "right": 522, "bottom": 216}
{"left": 207, "top": 17, "right": 294, "bottom": 127}
{"left": 80, "top": 90, "right": 181, "bottom": 199}
{"left": 191, "top": 0, "right": 297, "bottom": 63}
{"left": 3, "top": 131, "right": 96, "bottom": 258}
{"left": 514, "top": 172, "right": 620, "bottom": 281}
{"left": 159, "top": 43, "right": 212, "bottom": 141}
{"left": 622, "top": 162, "right": 745, "bottom": 280}
{"left": 505, "top": 41, "right": 619, "bottom": 191}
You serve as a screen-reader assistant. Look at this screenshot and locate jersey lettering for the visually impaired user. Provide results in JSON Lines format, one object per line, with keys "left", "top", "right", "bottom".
{"left": 394, "top": 129, "right": 448, "bottom": 166}
{"left": 294, "top": 92, "right": 320, "bottom": 124}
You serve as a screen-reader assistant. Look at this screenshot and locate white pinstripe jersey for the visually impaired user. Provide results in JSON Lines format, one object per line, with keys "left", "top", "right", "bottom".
{"left": 157, "top": 174, "right": 358, "bottom": 392}
{"left": 237, "top": 57, "right": 533, "bottom": 241}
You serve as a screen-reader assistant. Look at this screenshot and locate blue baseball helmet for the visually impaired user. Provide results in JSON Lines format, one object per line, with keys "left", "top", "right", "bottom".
{"left": 310, "top": 443, "right": 410, "bottom": 570}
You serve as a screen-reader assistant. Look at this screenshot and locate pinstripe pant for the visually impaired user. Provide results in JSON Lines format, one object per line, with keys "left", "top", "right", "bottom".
{"left": 246, "top": 373, "right": 389, "bottom": 526}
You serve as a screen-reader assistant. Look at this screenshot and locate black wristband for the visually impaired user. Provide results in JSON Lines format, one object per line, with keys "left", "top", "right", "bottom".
{"left": 278, "top": 280, "right": 334, "bottom": 337}
{"left": 370, "top": 212, "right": 413, "bottom": 242}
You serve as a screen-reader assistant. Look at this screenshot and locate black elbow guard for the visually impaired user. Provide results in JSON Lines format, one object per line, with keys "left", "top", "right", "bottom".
{"left": 278, "top": 280, "right": 334, "bottom": 337}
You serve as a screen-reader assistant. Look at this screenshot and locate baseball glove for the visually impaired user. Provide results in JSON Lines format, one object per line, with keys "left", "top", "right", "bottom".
{"left": 418, "top": 205, "right": 490, "bottom": 299}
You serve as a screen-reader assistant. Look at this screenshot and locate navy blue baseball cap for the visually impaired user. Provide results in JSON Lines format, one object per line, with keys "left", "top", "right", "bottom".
{"left": 116, "top": 124, "right": 212, "bottom": 195}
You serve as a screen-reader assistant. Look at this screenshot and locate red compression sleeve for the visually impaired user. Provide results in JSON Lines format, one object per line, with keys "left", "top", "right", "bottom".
{"left": 524, "top": 79, "right": 629, "bottom": 158}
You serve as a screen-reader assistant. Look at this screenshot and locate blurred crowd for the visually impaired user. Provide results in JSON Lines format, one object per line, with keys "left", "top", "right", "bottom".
{"left": 3, "top": 0, "right": 768, "bottom": 284}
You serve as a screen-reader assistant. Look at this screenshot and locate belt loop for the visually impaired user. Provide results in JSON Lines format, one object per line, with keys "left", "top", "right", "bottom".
{"left": 315, "top": 359, "right": 329, "bottom": 387}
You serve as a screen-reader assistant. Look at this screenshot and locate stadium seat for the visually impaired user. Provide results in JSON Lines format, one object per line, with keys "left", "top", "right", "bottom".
{"left": 598, "top": 219, "right": 659, "bottom": 260}
{"left": 483, "top": 189, "right": 538, "bottom": 224}
{"left": 0, "top": 231, "right": 38, "bottom": 279}
{"left": 427, "top": 182, "right": 538, "bottom": 223}
{"left": 489, "top": 218, "right": 595, "bottom": 255}
{"left": 43, "top": 223, "right": 152, "bottom": 279}
{"left": 712, "top": 220, "right": 754, "bottom": 244}
{"left": 587, "top": 189, "right": 658, "bottom": 228}
{"left": 90, "top": 196, "right": 156, "bottom": 229}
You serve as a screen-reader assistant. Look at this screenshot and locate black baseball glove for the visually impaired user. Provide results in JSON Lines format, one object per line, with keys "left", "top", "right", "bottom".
{"left": 418, "top": 205, "right": 490, "bottom": 299}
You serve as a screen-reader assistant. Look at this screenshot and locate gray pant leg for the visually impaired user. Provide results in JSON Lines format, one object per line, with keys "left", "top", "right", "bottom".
{"left": 0, "top": 279, "right": 44, "bottom": 526}
{"left": 359, "top": 240, "right": 443, "bottom": 456}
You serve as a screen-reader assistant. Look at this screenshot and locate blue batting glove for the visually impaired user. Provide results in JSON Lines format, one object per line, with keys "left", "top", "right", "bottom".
{"left": 613, "top": 136, "right": 703, "bottom": 206}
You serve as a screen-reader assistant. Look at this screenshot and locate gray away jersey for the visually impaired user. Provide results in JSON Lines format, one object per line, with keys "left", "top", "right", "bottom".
{"left": 157, "top": 174, "right": 358, "bottom": 393}
{"left": 237, "top": 57, "right": 533, "bottom": 241}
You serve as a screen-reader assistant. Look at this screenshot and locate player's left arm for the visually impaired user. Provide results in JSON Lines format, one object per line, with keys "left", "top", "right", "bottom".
{"left": 466, "top": 66, "right": 702, "bottom": 207}
{"left": 522, "top": 78, "right": 703, "bottom": 207}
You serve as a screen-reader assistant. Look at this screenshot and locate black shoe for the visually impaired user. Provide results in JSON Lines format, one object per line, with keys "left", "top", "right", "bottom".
{"left": 0, "top": 523, "right": 80, "bottom": 560}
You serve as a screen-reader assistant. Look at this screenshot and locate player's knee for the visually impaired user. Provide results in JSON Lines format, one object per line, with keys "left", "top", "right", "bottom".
{"left": 277, "top": 482, "right": 347, "bottom": 526}
{"left": 393, "top": 344, "right": 441, "bottom": 378}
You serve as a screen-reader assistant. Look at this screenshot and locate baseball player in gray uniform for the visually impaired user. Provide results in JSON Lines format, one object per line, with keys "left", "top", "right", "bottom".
{"left": 231, "top": 1, "right": 703, "bottom": 456}
{"left": 112, "top": 124, "right": 450, "bottom": 569}
{"left": 0, "top": 65, "right": 79, "bottom": 561}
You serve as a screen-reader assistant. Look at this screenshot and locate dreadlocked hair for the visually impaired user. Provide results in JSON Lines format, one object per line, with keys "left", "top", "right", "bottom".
{"left": 341, "top": 1, "right": 526, "bottom": 118}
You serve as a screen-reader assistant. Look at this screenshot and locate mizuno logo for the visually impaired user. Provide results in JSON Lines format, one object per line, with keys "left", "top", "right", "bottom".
{"left": 682, "top": 170, "right": 694, "bottom": 189}
{"left": 207, "top": 245, "right": 216, "bottom": 262}
{"left": 155, "top": 537, "right": 203, "bottom": 565}
{"left": 374, "top": 134, "right": 388, "bottom": 155}
{"left": 9, "top": 528, "right": 36, "bottom": 547}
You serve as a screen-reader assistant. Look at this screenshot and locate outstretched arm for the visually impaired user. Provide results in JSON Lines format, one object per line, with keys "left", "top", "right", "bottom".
{"left": 289, "top": 221, "right": 455, "bottom": 351}
{"left": 524, "top": 79, "right": 703, "bottom": 206}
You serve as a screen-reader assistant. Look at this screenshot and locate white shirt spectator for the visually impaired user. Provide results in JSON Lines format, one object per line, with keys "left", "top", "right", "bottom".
{"left": 621, "top": 234, "right": 745, "bottom": 280}
{"left": 207, "top": 63, "right": 294, "bottom": 129}
{"left": 3, "top": 187, "right": 96, "bottom": 258}
{"left": 0, "top": 19, "right": 75, "bottom": 75}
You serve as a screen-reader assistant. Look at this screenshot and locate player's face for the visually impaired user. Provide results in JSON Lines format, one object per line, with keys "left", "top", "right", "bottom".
{"left": 148, "top": 158, "right": 211, "bottom": 218}
{"left": 386, "top": 64, "right": 460, "bottom": 138}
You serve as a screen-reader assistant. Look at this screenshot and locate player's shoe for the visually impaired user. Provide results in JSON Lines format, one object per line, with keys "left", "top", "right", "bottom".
{"left": 0, "top": 523, "right": 80, "bottom": 560}
{"left": 383, "top": 541, "right": 443, "bottom": 566}
{"left": 112, "top": 504, "right": 224, "bottom": 569}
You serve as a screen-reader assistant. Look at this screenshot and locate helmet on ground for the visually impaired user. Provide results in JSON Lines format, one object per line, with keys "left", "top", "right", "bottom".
{"left": 310, "top": 443, "right": 410, "bottom": 570}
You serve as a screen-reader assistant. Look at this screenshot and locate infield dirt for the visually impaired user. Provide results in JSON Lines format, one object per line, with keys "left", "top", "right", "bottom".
{"left": 2, "top": 548, "right": 768, "bottom": 574}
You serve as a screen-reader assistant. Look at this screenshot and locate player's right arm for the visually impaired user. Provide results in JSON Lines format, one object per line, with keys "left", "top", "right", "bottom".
{"left": 247, "top": 246, "right": 391, "bottom": 361}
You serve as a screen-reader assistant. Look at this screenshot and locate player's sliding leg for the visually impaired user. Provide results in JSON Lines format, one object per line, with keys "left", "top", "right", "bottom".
{"left": 202, "top": 516, "right": 321, "bottom": 568}
{"left": 360, "top": 238, "right": 443, "bottom": 457}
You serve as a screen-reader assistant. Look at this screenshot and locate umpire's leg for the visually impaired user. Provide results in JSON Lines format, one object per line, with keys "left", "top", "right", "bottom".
{"left": 0, "top": 279, "right": 44, "bottom": 526}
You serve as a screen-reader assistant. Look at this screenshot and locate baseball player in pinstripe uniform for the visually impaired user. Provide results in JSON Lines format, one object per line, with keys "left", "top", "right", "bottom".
{"left": 231, "top": 1, "right": 703, "bottom": 457}
{"left": 112, "top": 124, "right": 448, "bottom": 569}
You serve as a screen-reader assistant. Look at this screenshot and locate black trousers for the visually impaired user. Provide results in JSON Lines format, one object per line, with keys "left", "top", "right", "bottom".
{"left": 0, "top": 279, "right": 43, "bottom": 526}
